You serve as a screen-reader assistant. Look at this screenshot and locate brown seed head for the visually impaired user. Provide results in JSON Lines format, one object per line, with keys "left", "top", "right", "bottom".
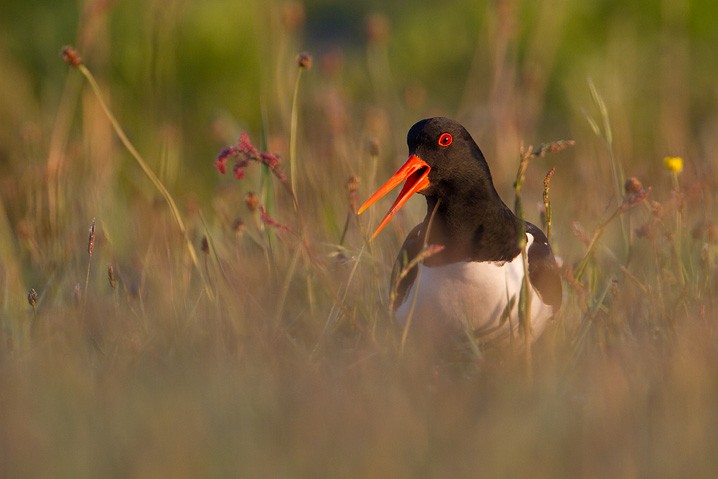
{"left": 624, "top": 177, "right": 643, "bottom": 195}
{"left": 346, "top": 176, "right": 360, "bottom": 211}
{"left": 245, "top": 192, "right": 260, "bottom": 212}
{"left": 28, "top": 288, "right": 38, "bottom": 308}
{"left": 259, "top": 206, "right": 290, "bottom": 233}
{"left": 544, "top": 167, "right": 556, "bottom": 190}
{"left": 201, "top": 236, "right": 209, "bottom": 254}
{"left": 107, "top": 265, "right": 117, "bottom": 289}
{"left": 297, "top": 51, "right": 313, "bottom": 69}
{"left": 61, "top": 46, "right": 82, "bottom": 67}
{"left": 87, "top": 218, "right": 96, "bottom": 257}
{"left": 367, "top": 139, "right": 380, "bottom": 157}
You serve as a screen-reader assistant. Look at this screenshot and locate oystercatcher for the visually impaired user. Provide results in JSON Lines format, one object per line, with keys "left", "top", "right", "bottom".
{"left": 358, "top": 117, "right": 562, "bottom": 342}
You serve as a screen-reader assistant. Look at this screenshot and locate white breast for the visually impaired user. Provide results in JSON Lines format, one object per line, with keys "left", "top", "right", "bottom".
{"left": 395, "top": 233, "right": 553, "bottom": 342}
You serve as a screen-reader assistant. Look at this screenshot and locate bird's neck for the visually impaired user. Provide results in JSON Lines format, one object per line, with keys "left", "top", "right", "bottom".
{"left": 423, "top": 187, "right": 523, "bottom": 263}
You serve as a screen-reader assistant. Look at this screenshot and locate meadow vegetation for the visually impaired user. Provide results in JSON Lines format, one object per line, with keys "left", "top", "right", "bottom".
{"left": 1, "top": 0, "right": 718, "bottom": 477}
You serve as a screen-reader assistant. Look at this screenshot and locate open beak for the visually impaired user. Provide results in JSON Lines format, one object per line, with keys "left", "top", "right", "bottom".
{"left": 357, "top": 155, "right": 430, "bottom": 239}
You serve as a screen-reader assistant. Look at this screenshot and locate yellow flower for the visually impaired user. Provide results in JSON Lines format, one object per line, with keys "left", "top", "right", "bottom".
{"left": 663, "top": 156, "right": 684, "bottom": 174}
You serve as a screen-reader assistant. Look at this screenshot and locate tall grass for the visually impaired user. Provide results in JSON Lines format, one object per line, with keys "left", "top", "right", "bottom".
{"left": 1, "top": 0, "right": 717, "bottom": 477}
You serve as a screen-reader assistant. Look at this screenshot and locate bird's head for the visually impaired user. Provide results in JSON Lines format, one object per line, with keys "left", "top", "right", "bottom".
{"left": 358, "top": 117, "right": 491, "bottom": 239}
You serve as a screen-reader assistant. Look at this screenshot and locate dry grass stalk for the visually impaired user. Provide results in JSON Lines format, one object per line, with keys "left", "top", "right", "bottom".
{"left": 514, "top": 140, "right": 574, "bottom": 370}
{"left": 61, "top": 45, "right": 212, "bottom": 301}
{"left": 84, "top": 218, "right": 96, "bottom": 310}
{"left": 27, "top": 288, "right": 38, "bottom": 324}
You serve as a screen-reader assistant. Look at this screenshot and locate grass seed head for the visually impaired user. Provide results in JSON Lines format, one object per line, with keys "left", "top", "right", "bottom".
{"left": 544, "top": 166, "right": 556, "bottom": 190}
{"left": 216, "top": 133, "right": 286, "bottom": 183}
{"left": 624, "top": 177, "right": 643, "bottom": 195}
{"left": 245, "top": 192, "right": 260, "bottom": 212}
{"left": 87, "top": 218, "right": 96, "bottom": 257}
{"left": 367, "top": 139, "right": 380, "bottom": 157}
{"left": 214, "top": 147, "right": 237, "bottom": 174}
{"left": 622, "top": 178, "right": 650, "bottom": 207}
{"left": 346, "top": 176, "right": 359, "bottom": 211}
{"left": 296, "top": 51, "right": 313, "bottom": 69}
{"left": 107, "top": 265, "right": 117, "bottom": 290}
{"left": 28, "top": 288, "right": 38, "bottom": 308}
{"left": 61, "top": 46, "right": 82, "bottom": 67}
{"left": 259, "top": 206, "right": 290, "bottom": 232}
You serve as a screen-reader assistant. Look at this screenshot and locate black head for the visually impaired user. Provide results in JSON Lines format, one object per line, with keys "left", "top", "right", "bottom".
{"left": 406, "top": 117, "right": 494, "bottom": 198}
{"left": 358, "top": 117, "right": 501, "bottom": 239}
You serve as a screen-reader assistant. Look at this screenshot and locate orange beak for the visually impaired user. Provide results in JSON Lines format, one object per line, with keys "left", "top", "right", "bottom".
{"left": 357, "top": 155, "right": 431, "bottom": 239}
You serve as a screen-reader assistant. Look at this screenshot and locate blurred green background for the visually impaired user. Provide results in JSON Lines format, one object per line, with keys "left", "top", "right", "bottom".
{"left": 3, "top": 0, "right": 717, "bottom": 180}
{"left": 2, "top": 0, "right": 717, "bottom": 274}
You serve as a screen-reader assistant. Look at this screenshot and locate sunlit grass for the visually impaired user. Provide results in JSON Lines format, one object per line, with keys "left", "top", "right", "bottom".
{"left": 1, "top": 1, "right": 717, "bottom": 477}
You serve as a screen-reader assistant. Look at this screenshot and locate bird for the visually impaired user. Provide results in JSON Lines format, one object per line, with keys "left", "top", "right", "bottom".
{"left": 357, "top": 117, "right": 562, "bottom": 345}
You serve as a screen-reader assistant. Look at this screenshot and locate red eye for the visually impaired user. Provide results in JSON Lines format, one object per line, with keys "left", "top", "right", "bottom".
{"left": 438, "top": 133, "right": 453, "bottom": 147}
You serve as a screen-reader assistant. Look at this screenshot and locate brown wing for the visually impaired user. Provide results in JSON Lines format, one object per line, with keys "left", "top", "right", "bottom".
{"left": 389, "top": 224, "right": 424, "bottom": 311}
{"left": 525, "top": 222, "right": 562, "bottom": 310}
